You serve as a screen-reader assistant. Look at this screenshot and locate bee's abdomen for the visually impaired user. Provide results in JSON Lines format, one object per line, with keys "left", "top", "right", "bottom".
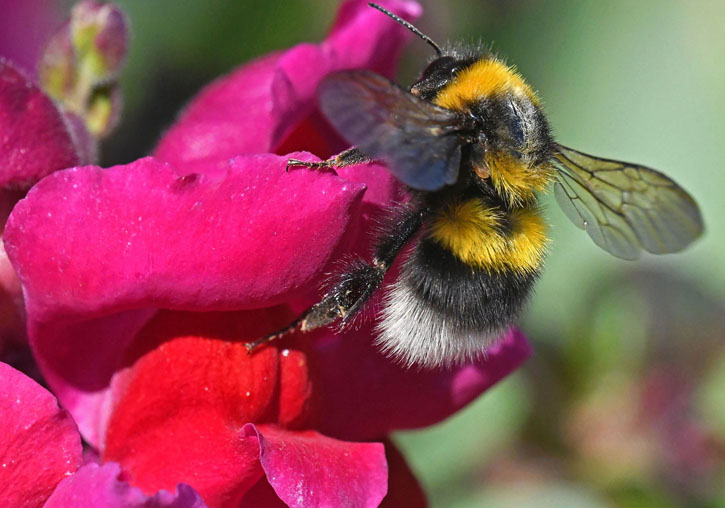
{"left": 417, "top": 239, "right": 538, "bottom": 326}
{"left": 376, "top": 241, "right": 538, "bottom": 367}
{"left": 375, "top": 200, "right": 545, "bottom": 367}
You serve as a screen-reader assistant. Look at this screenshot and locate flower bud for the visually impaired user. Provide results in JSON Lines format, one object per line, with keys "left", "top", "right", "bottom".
{"left": 70, "top": 1, "right": 128, "bottom": 80}
{"left": 38, "top": 1, "right": 128, "bottom": 138}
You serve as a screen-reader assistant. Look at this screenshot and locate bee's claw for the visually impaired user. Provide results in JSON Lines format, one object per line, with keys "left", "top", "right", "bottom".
{"left": 285, "top": 158, "right": 304, "bottom": 172}
{"left": 245, "top": 318, "right": 305, "bottom": 355}
{"left": 244, "top": 340, "right": 260, "bottom": 355}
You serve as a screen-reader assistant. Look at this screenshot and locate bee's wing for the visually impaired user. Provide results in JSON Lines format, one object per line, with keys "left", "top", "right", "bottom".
{"left": 552, "top": 144, "right": 703, "bottom": 260}
{"left": 319, "top": 70, "right": 465, "bottom": 191}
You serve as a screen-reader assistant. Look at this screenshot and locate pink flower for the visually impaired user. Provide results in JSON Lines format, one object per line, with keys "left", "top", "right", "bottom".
{"left": 0, "top": 0, "right": 61, "bottom": 76}
{"left": 3, "top": 1, "right": 532, "bottom": 506}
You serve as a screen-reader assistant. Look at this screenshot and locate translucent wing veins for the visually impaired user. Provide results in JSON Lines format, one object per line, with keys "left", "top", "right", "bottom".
{"left": 552, "top": 144, "right": 703, "bottom": 259}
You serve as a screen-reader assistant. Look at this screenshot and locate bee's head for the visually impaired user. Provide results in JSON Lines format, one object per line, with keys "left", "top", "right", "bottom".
{"left": 420, "top": 54, "right": 556, "bottom": 204}
{"left": 367, "top": 3, "right": 555, "bottom": 202}
{"left": 409, "top": 55, "right": 479, "bottom": 102}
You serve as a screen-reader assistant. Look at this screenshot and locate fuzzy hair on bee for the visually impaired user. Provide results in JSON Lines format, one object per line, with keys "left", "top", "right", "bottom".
{"left": 245, "top": 3, "right": 704, "bottom": 367}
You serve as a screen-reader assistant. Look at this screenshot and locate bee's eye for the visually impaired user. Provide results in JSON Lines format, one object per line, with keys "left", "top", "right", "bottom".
{"left": 420, "top": 56, "right": 456, "bottom": 80}
{"left": 413, "top": 56, "right": 479, "bottom": 101}
{"left": 507, "top": 101, "right": 525, "bottom": 144}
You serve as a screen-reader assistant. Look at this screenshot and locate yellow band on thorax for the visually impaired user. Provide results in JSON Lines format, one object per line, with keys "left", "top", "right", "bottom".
{"left": 485, "top": 153, "right": 555, "bottom": 206}
{"left": 433, "top": 57, "right": 539, "bottom": 111}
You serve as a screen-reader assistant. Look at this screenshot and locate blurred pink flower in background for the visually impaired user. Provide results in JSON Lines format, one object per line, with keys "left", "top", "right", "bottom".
{"left": 0, "top": 1, "right": 532, "bottom": 506}
{"left": 0, "top": 0, "right": 62, "bottom": 76}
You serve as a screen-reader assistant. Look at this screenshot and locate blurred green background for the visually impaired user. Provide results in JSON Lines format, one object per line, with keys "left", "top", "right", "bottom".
{"left": 56, "top": 0, "right": 725, "bottom": 506}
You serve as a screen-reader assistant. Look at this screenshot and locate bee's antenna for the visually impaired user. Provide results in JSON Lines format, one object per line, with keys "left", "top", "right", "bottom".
{"left": 368, "top": 3, "right": 442, "bottom": 57}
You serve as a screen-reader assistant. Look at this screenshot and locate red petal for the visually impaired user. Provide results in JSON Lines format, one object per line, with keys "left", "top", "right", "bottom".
{"left": 4, "top": 153, "right": 361, "bottom": 445}
{"left": 238, "top": 479, "right": 287, "bottom": 508}
{"left": 103, "top": 310, "right": 313, "bottom": 507}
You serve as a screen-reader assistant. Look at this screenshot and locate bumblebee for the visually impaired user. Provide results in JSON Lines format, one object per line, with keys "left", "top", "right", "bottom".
{"left": 246, "top": 3, "right": 703, "bottom": 367}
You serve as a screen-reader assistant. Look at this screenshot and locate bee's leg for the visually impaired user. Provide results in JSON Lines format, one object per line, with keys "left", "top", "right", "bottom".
{"left": 245, "top": 202, "right": 426, "bottom": 353}
{"left": 243, "top": 260, "right": 385, "bottom": 352}
{"left": 286, "top": 147, "right": 372, "bottom": 171}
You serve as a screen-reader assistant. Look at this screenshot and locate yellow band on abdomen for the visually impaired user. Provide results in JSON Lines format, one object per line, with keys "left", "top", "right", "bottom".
{"left": 429, "top": 199, "right": 548, "bottom": 273}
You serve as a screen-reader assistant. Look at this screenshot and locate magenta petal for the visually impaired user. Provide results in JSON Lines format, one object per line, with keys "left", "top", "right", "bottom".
{"left": 5, "top": 154, "right": 364, "bottom": 322}
{"left": 0, "top": 58, "right": 86, "bottom": 189}
{"left": 267, "top": 44, "right": 333, "bottom": 150}
{"left": 154, "top": 0, "right": 421, "bottom": 168}
{"left": 326, "top": 161, "right": 404, "bottom": 257}
{"left": 324, "top": 0, "right": 422, "bottom": 79}
{"left": 0, "top": 362, "right": 82, "bottom": 508}
{"left": 243, "top": 424, "right": 387, "bottom": 508}
{"left": 313, "top": 327, "right": 532, "bottom": 441}
{"left": 153, "top": 53, "right": 282, "bottom": 166}
{"left": 336, "top": 162, "right": 403, "bottom": 212}
{"left": 44, "top": 463, "right": 208, "bottom": 508}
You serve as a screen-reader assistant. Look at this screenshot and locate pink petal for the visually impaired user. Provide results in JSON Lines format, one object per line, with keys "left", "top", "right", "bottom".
{"left": 6, "top": 154, "right": 364, "bottom": 323}
{"left": 44, "top": 462, "right": 208, "bottom": 508}
{"left": 238, "top": 440, "right": 425, "bottom": 508}
{"left": 333, "top": 162, "right": 405, "bottom": 255}
{"left": 312, "top": 326, "right": 532, "bottom": 441}
{"left": 27, "top": 309, "right": 157, "bottom": 447}
{"left": 153, "top": 53, "right": 281, "bottom": 166}
{"left": 274, "top": 0, "right": 422, "bottom": 154}
{"left": 0, "top": 361, "right": 82, "bottom": 508}
{"left": 243, "top": 424, "right": 387, "bottom": 508}
{"left": 0, "top": 58, "right": 86, "bottom": 190}
{"left": 153, "top": 0, "right": 421, "bottom": 167}
{"left": 324, "top": 0, "right": 422, "bottom": 78}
